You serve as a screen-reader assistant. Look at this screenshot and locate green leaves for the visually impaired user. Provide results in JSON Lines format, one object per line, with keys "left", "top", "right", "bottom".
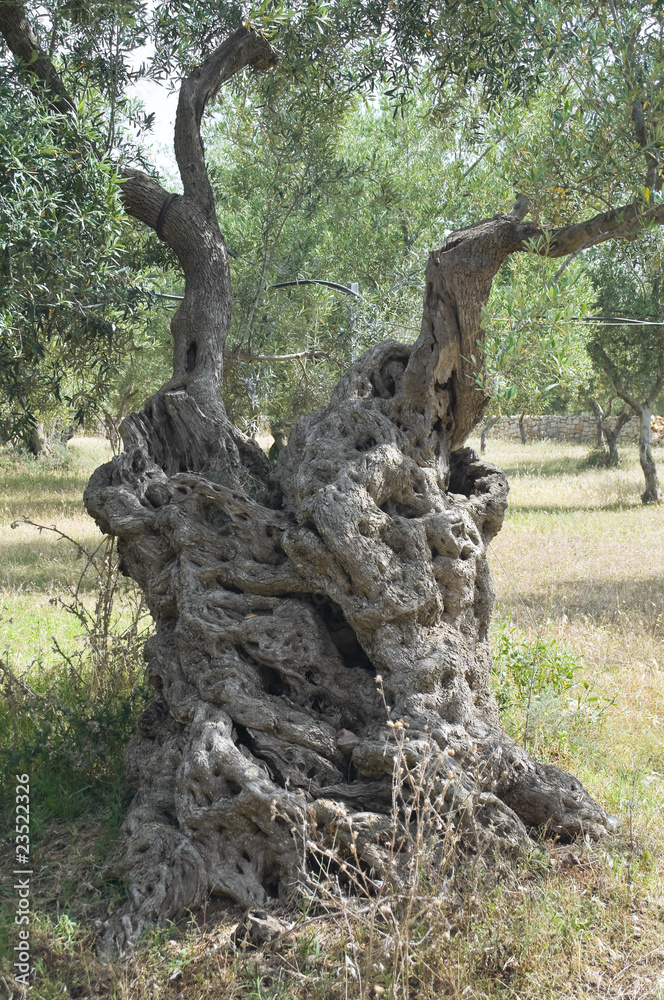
{"left": 477, "top": 254, "right": 593, "bottom": 415}
{"left": 586, "top": 230, "right": 664, "bottom": 405}
{"left": 0, "top": 70, "right": 162, "bottom": 436}
{"left": 4, "top": 0, "right": 664, "bottom": 443}
{"left": 492, "top": 622, "right": 582, "bottom": 711}
{"left": 206, "top": 74, "right": 511, "bottom": 429}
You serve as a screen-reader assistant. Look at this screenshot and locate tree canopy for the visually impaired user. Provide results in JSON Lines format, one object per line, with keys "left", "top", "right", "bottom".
{"left": 2, "top": 1, "right": 664, "bottom": 439}
{"left": 588, "top": 232, "right": 664, "bottom": 406}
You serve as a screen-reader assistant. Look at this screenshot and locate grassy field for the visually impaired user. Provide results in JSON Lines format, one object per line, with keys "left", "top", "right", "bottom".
{"left": 0, "top": 438, "right": 115, "bottom": 671}
{"left": 1, "top": 436, "right": 663, "bottom": 999}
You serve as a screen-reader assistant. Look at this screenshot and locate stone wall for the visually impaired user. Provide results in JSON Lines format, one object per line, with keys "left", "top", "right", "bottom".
{"left": 489, "top": 413, "right": 664, "bottom": 445}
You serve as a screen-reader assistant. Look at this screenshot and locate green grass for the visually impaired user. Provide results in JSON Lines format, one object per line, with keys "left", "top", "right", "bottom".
{"left": 1, "top": 436, "right": 664, "bottom": 999}
{"left": 0, "top": 437, "right": 135, "bottom": 673}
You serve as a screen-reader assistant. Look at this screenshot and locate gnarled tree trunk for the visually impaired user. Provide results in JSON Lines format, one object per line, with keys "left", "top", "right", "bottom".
{"left": 82, "top": 60, "right": 615, "bottom": 948}
{"left": 86, "top": 209, "right": 615, "bottom": 955}
{"left": 0, "top": 12, "right": 620, "bottom": 959}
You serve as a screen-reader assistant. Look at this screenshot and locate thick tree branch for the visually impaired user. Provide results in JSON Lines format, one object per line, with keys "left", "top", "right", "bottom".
{"left": 174, "top": 27, "right": 277, "bottom": 218}
{"left": 631, "top": 98, "right": 660, "bottom": 192}
{"left": 614, "top": 374, "right": 646, "bottom": 415}
{"left": 0, "top": 9, "right": 276, "bottom": 244}
{"left": 547, "top": 223, "right": 636, "bottom": 285}
{"left": 526, "top": 200, "right": 664, "bottom": 258}
{"left": 118, "top": 168, "right": 171, "bottom": 230}
{"left": 0, "top": 0, "right": 74, "bottom": 115}
{"left": 0, "top": 2, "right": 173, "bottom": 237}
{"left": 0, "top": 3, "right": 280, "bottom": 479}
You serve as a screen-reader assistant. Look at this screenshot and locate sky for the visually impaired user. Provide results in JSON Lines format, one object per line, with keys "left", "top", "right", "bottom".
{"left": 126, "top": 43, "right": 179, "bottom": 179}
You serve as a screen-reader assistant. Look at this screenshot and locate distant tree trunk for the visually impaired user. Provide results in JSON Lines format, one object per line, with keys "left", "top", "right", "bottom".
{"left": 102, "top": 409, "right": 123, "bottom": 456}
{"left": 0, "top": 13, "right": 618, "bottom": 959}
{"left": 24, "top": 421, "right": 73, "bottom": 456}
{"left": 26, "top": 422, "right": 47, "bottom": 457}
{"left": 480, "top": 414, "right": 498, "bottom": 454}
{"left": 588, "top": 399, "right": 630, "bottom": 467}
{"left": 595, "top": 419, "right": 603, "bottom": 448}
{"left": 518, "top": 412, "right": 527, "bottom": 444}
{"left": 268, "top": 421, "right": 288, "bottom": 464}
{"left": 606, "top": 412, "right": 630, "bottom": 467}
{"left": 613, "top": 376, "right": 663, "bottom": 503}
{"left": 636, "top": 406, "right": 661, "bottom": 502}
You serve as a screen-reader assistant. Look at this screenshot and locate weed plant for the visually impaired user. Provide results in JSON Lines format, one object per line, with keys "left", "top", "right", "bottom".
{"left": 491, "top": 621, "right": 581, "bottom": 708}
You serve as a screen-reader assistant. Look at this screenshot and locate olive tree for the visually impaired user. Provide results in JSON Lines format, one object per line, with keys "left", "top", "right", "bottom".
{"left": 2, "top": 0, "right": 662, "bottom": 955}
{"left": 587, "top": 234, "right": 664, "bottom": 501}
{"left": 477, "top": 252, "right": 593, "bottom": 449}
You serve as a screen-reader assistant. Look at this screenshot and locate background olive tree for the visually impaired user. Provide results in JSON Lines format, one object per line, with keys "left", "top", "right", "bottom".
{"left": 586, "top": 232, "right": 664, "bottom": 501}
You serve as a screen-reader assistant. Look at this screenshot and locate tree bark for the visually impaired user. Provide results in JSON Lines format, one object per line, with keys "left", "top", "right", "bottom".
{"left": 636, "top": 406, "right": 662, "bottom": 503}
{"left": 114, "top": 28, "right": 277, "bottom": 484}
{"left": 26, "top": 422, "right": 47, "bottom": 457}
{"left": 0, "top": 11, "right": 621, "bottom": 957}
{"left": 606, "top": 411, "right": 630, "bottom": 467}
{"left": 480, "top": 414, "right": 498, "bottom": 454}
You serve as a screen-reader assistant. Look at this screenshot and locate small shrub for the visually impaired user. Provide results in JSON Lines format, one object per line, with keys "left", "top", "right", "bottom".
{"left": 0, "top": 652, "right": 149, "bottom": 825}
{"left": 0, "top": 524, "right": 152, "bottom": 953}
{"left": 491, "top": 622, "right": 581, "bottom": 711}
{"left": 491, "top": 623, "right": 616, "bottom": 757}
{"left": 578, "top": 449, "right": 617, "bottom": 469}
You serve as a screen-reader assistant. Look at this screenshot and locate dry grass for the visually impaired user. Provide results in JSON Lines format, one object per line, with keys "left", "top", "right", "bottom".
{"left": 0, "top": 438, "right": 113, "bottom": 670}
{"left": 479, "top": 438, "right": 664, "bottom": 826}
{"left": 2, "top": 435, "right": 664, "bottom": 1000}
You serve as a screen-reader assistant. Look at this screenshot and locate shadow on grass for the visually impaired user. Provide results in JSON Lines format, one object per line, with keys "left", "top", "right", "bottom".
{"left": 496, "top": 575, "right": 664, "bottom": 626}
{"left": 507, "top": 499, "right": 641, "bottom": 515}
{"left": 496, "top": 450, "right": 637, "bottom": 478}
{"left": 0, "top": 536, "right": 105, "bottom": 592}
{"left": 1, "top": 493, "right": 90, "bottom": 521}
{"left": 0, "top": 441, "right": 109, "bottom": 521}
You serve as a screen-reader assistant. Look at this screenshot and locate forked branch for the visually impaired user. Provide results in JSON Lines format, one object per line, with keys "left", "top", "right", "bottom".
{"left": 0, "top": 8, "right": 277, "bottom": 248}
{"left": 175, "top": 26, "right": 277, "bottom": 216}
